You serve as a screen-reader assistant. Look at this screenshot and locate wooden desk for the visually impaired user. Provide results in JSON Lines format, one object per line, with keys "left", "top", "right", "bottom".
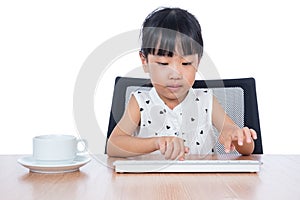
{"left": 1, "top": 154, "right": 300, "bottom": 200}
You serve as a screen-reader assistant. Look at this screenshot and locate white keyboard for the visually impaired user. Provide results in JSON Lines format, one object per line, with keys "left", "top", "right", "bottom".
{"left": 113, "top": 159, "right": 261, "bottom": 173}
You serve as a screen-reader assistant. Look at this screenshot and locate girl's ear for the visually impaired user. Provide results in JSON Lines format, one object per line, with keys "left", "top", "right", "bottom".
{"left": 139, "top": 51, "right": 149, "bottom": 73}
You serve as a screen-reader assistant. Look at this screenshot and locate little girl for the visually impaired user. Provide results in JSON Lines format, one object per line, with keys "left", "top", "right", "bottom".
{"left": 107, "top": 7, "right": 257, "bottom": 160}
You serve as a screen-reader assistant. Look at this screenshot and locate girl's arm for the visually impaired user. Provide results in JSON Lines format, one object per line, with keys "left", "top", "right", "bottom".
{"left": 106, "top": 95, "right": 187, "bottom": 159}
{"left": 212, "top": 96, "right": 257, "bottom": 155}
{"left": 106, "top": 95, "right": 158, "bottom": 157}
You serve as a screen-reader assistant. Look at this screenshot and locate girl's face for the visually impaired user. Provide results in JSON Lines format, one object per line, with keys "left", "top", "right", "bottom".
{"left": 140, "top": 52, "right": 199, "bottom": 108}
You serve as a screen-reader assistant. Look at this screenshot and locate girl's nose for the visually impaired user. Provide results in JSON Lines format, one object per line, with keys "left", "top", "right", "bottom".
{"left": 168, "top": 64, "right": 182, "bottom": 80}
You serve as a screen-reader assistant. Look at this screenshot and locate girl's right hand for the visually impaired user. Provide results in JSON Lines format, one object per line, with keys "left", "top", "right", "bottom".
{"left": 155, "top": 136, "right": 189, "bottom": 160}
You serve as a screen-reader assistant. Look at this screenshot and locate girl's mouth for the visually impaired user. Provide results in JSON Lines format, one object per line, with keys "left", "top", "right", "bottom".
{"left": 166, "top": 85, "right": 182, "bottom": 92}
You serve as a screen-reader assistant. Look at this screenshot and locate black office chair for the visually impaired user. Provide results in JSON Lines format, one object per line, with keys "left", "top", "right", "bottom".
{"left": 106, "top": 76, "right": 263, "bottom": 154}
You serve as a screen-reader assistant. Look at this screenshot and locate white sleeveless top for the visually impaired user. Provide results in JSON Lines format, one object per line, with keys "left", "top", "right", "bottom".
{"left": 132, "top": 87, "right": 217, "bottom": 155}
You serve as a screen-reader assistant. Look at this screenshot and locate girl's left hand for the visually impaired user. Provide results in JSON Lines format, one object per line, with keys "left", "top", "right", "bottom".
{"left": 219, "top": 126, "right": 257, "bottom": 154}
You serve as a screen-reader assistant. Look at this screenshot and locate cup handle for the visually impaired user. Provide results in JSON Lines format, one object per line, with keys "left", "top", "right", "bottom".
{"left": 76, "top": 139, "right": 88, "bottom": 154}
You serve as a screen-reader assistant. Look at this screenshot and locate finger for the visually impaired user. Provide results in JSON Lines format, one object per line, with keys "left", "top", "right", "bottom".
{"left": 243, "top": 127, "right": 252, "bottom": 143}
{"left": 184, "top": 146, "right": 190, "bottom": 153}
{"left": 230, "top": 143, "right": 236, "bottom": 151}
{"left": 237, "top": 129, "right": 244, "bottom": 146}
{"left": 178, "top": 156, "right": 185, "bottom": 161}
{"left": 250, "top": 128, "right": 257, "bottom": 140}
{"left": 164, "top": 141, "right": 173, "bottom": 160}
{"left": 170, "top": 140, "right": 181, "bottom": 160}
{"left": 159, "top": 139, "right": 166, "bottom": 155}
{"left": 177, "top": 140, "right": 186, "bottom": 160}
{"left": 223, "top": 136, "right": 232, "bottom": 153}
{"left": 178, "top": 146, "right": 189, "bottom": 161}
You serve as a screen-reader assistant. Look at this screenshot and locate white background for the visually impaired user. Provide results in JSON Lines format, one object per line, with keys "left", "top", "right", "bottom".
{"left": 1, "top": 0, "right": 299, "bottom": 154}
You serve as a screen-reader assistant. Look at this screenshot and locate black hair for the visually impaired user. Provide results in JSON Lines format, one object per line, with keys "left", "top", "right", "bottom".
{"left": 140, "top": 7, "right": 203, "bottom": 59}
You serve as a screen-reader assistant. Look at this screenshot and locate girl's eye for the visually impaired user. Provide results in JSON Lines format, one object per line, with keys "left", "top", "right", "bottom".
{"left": 182, "top": 62, "right": 192, "bottom": 66}
{"left": 157, "top": 62, "right": 168, "bottom": 66}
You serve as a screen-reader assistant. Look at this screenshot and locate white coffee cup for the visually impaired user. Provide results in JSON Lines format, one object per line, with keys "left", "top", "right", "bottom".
{"left": 32, "top": 134, "right": 88, "bottom": 163}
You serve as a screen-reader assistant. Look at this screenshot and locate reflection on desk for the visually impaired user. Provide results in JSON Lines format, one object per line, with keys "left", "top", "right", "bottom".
{"left": 1, "top": 154, "right": 300, "bottom": 200}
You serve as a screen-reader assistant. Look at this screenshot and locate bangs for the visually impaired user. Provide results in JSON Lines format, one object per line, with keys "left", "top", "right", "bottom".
{"left": 141, "top": 27, "right": 203, "bottom": 58}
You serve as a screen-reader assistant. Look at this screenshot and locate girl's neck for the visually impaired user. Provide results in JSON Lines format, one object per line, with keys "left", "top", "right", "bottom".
{"left": 164, "top": 100, "right": 180, "bottom": 110}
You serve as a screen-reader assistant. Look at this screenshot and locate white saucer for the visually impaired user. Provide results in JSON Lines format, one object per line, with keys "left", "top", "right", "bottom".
{"left": 18, "top": 155, "right": 91, "bottom": 174}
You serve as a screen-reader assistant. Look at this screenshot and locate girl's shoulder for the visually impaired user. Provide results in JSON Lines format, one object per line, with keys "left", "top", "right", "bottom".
{"left": 132, "top": 88, "right": 152, "bottom": 101}
{"left": 131, "top": 88, "right": 156, "bottom": 107}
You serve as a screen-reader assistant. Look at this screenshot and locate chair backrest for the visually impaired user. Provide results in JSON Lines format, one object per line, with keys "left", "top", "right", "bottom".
{"left": 106, "top": 76, "right": 263, "bottom": 154}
